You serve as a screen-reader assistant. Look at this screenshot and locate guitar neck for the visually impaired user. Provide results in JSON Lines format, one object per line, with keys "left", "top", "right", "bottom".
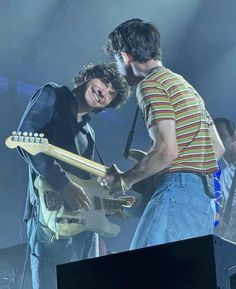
{"left": 46, "top": 144, "right": 108, "bottom": 177}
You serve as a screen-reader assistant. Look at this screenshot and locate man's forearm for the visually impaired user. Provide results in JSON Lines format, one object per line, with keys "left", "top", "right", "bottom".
{"left": 122, "top": 147, "right": 177, "bottom": 188}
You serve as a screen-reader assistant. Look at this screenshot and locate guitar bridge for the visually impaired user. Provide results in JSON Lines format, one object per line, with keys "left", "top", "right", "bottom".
{"left": 44, "top": 191, "right": 63, "bottom": 211}
{"left": 55, "top": 217, "right": 86, "bottom": 225}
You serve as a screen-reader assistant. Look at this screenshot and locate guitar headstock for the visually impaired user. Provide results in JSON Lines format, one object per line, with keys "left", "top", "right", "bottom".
{"left": 5, "top": 131, "right": 49, "bottom": 155}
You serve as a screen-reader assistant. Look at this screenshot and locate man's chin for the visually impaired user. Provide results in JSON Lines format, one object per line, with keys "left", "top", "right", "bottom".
{"left": 125, "top": 65, "right": 143, "bottom": 86}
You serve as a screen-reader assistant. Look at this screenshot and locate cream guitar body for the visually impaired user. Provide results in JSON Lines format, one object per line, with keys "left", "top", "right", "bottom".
{"left": 6, "top": 132, "right": 135, "bottom": 239}
{"left": 36, "top": 173, "right": 133, "bottom": 238}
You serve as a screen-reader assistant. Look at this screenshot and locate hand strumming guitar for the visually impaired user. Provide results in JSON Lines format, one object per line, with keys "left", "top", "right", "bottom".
{"left": 98, "top": 164, "right": 132, "bottom": 194}
{"left": 60, "top": 181, "right": 90, "bottom": 211}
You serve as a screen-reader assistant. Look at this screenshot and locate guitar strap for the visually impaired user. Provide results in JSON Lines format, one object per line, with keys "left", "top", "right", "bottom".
{"left": 123, "top": 105, "right": 140, "bottom": 159}
{"left": 86, "top": 124, "right": 105, "bottom": 165}
{"left": 222, "top": 169, "right": 236, "bottom": 225}
{"left": 123, "top": 66, "right": 165, "bottom": 158}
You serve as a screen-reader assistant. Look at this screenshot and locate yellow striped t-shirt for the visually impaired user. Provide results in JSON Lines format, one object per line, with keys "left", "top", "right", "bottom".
{"left": 136, "top": 67, "right": 218, "bottom": 174}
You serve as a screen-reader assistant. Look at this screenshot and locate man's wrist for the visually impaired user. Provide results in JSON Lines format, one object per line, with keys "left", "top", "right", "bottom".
{"left": 120, "top": 175, "right": 132, "bottom": 193}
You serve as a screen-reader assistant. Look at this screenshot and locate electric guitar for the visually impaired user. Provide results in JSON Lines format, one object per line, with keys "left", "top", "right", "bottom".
{"left": 5, "top": 132, "right": 136, "bottom": 239}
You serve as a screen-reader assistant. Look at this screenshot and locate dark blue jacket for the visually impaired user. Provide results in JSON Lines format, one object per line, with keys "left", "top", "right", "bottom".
{"left": 17, "top": 82, "right": 94, "bottom": 221}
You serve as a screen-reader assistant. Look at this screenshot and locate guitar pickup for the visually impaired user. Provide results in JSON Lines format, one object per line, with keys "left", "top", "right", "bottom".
{"left": 93, "top": 196, "right": 102, "bottom": 211}
{"left": 44, "top": 191, "right": 63, "bottom": 211}
{"left": 55, "top": 217, "right": 86, "bottom": 225}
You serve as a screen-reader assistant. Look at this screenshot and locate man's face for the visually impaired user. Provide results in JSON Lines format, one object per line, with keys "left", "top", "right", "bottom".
{"left": 114, "top": 53, "right": 142, "bottom": 86}
{"left": 84, "top": 78, "right": 115, "bottom": 109}
{"left": 218, "top": 123, "right": 236, "bottom": 163}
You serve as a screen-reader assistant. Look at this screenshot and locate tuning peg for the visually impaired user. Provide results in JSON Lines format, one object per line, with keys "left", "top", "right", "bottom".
{"left": 39, "top": 133, "right": 44, "bottom": 138}
{"left": 23, "top": 132, "right": 28, "bottom": 136}
{"left": 18, "top": 131, "right": 22, "bottom": 136}
{"left": 34, "top": 133, "right": 39, "bottom": 137}
{"left": 29, "top": 132, "right": 33, "bottom": 137}
{"left": 11, "top": 131, "right": 19, "bottom": 141}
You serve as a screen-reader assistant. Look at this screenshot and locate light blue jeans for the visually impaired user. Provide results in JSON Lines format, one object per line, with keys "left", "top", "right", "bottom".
{"left": 130, "top": 173, "right": 215, "bottom": 249}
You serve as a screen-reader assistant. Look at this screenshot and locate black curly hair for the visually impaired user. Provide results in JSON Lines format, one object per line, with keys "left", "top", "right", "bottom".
{"left": 214, "top": 117, "right": 236, "bottom": 138}
{"left": 104, "top": 18, "right": 162, "bottom": 63}
{"left": 73, "top": 63, "right": 130, "bottom": 109}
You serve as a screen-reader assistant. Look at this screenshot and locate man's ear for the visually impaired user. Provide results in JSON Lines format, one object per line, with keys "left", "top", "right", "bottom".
{"left": 120, "top": 51, "right": 133, "bottom": 65}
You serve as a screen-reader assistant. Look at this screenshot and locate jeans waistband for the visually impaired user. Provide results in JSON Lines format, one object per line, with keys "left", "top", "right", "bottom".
{"left": 156, "top": 170, "right": 205, "bottom": 179}
{"left": 155, "top": 171, "right": 214, "bottom": 198}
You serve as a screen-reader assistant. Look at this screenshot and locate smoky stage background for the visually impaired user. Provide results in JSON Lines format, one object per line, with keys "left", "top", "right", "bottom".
{"left": 0, "top": 0, "right": 235, "bottom": 276}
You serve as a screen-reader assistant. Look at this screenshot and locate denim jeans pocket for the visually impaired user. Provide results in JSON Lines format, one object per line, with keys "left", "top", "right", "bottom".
{"left": 167, "top": 195, "right": 213, "bottom": 242}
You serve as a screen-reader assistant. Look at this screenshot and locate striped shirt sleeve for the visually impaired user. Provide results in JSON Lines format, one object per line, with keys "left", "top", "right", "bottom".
{"left": 137, "top": 80, "right": 175, "bottom": 128}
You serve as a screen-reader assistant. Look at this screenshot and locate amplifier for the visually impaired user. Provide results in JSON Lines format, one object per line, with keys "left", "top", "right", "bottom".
{"left": 57, "top": 234, "right": 236, "bottom": 289}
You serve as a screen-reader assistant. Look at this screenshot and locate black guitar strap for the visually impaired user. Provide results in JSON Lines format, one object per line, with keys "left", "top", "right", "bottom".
{"left": 123, "top": 105, "right": 140, "bottom": 159}
{"left": 94, "top": 142, "right": 105, "bottom": 165}
{"left": 86, "top": 124, "right": 105, "bottom": 165}
{"left": 87, "top": 104, "right": 141, "bottom": 166}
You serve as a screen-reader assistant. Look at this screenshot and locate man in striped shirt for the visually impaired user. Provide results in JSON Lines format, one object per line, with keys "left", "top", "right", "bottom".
{"left": 102, "top": 18, "right": 225, "bottom": 248}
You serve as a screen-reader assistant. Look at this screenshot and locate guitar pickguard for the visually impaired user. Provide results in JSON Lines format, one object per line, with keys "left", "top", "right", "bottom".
{"left": 35, "top": 174, "right": 124, "bottom": 239}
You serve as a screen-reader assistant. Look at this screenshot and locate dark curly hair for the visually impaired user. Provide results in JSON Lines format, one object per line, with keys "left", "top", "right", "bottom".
{"left": 73, "top": 63, "right": 130, "bottom": 109}
{"left": 214, "top": 117, "right": 236, "bottom": 138}
{"left": 104, "top": 18, "right": 162, "bottom": 63}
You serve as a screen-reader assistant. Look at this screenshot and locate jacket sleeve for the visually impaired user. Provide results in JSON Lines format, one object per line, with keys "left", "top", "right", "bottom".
{"left": 17, "top": 83, "right": 71, "bottom": 190}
